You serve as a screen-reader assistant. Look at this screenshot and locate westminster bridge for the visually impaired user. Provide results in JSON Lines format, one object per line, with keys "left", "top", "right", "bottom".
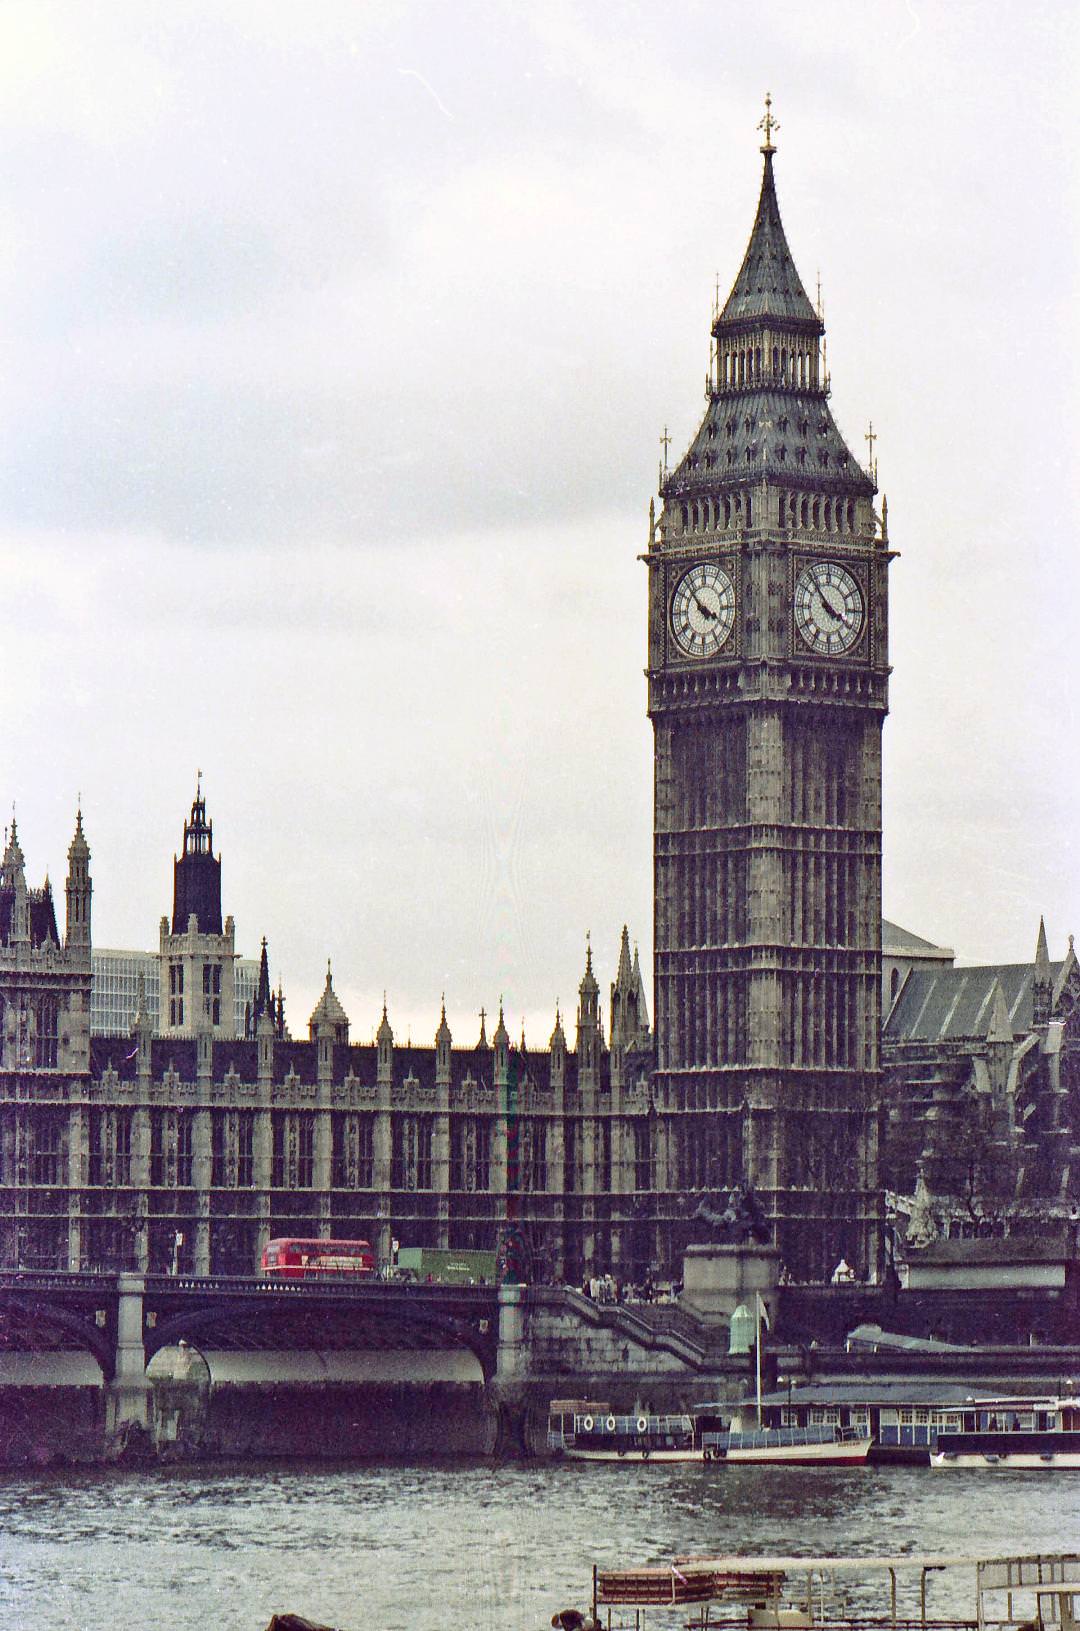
{"left": 1, "top": 1270, "right": 1078, "bottom": 1464}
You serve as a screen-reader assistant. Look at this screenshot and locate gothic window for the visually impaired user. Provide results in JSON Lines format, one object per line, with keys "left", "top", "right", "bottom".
{"left": 722, "top": 496, "right": 731, "bottom": 526}
{"left": 35, "top": 999, "right": 58, "bottom": 1068}
{"left": 847, "top": 499, "right": 856, "bottom": 530}
{"left": 88, "top": 1108, "right": 132, "bottom": 1187}
{"left": 778, "top": 445, "right": 786, "bottom": 463}
{"left": 744, "top": 416, "right": 752, "bottom": 433}
{"left": 598, "top": 1119, "right": 612, "bottom": 1193}
{"left": 819, "top": 450, "right": 829, "bottom": 467}
{"left": 726, "top": 419, "right": 735, "bottom": 437}
{"left": 772, "top": 346, "right": 779, "bottom": 375}
{"left": 745, "top": 491, "right": 753, "bottom": 525}
{"left": 797, "top": 448, "right": 807, "bottom": 467}
{"left": 633, "top": 1120, "right": 652, "bottom": 1191}
{"left": 727, "top": 448, "right": 735, "bottom": 465}
{"left": 779, "top": 416, "right": 789, "bottom": 433}
{"left": 801, "top": 497, "right": 809, "bottom": 527}
{"left": 812, "top": 499, "right": 820, "bottom": 528}
{"left": 297, "top": 1115, "right": 315, "bottom": 1188}
{"left": 705, "top": 452, "right": 715, "bottom": 468}
{"left": 824, "top": 499, "right": 832, "bottom": 530}
{"left": 333, "top": 1113, "right": 374, "bottom": 1188}
{"left": 564, "top": 1119, "right": 579, "bottom": 1193}
{"left": 681, "top": 504, "right": 689, "bottom": 530}
{"left": 798, "top": 418, "right": 809, "bottom": 438}
{"left": 28, "top": 1112, "right": 63, "bottom": 1185}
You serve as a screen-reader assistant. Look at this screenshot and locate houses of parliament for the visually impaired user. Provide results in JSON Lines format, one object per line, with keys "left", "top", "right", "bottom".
{"left": 2, "top": 118, "right": 1076, "bottom": 1286}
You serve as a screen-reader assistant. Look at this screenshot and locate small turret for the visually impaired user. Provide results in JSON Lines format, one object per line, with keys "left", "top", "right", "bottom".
{"left": 435, "top": 996, "right": 452, "bottom": 1082}
{"left": 576, "top": 934, "right": 603, "bottom": 1079}
{"left": 64, "top": 808, "right": 92, "bottom": 952}
{"left": 309, "top": 959, "right": 349, "bottom": 1046}
{"left": 493, "top": 1001, "right": 510, "bottom": 1086}
{"left": 377, "top": 995, "right": 394, "bottom": 1082}
{"left": 1033, "top": 917, "right": 1052, "bottom": 1028}
{"left": 2, "top": 819, "right": 29, "bottom": 946}
{"left": 549, "top": 1002, "right": 567, "bottom": 1088}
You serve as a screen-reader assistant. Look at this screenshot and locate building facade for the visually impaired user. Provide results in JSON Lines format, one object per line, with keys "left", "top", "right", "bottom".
{"left": 91, "top": 949, "right": 258, "bottom": 1039}
{"left": 647, "top": 123, "right": 890, "bottom": 1280}
{"left": 883, "top": 919, "right": 1080, "bottom": 1238}
{"left": 0, "top": 800, "right": 660, "bottom": 1280}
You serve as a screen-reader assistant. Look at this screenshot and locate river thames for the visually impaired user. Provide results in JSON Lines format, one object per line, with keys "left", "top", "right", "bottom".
{"left": 1, "top": 1460, "right": 1078, "bottom": 1631}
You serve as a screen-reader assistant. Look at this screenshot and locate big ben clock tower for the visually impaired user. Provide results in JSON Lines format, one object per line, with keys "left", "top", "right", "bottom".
{"left": 647, "top": 102, "right": 890, "bottom": 1282}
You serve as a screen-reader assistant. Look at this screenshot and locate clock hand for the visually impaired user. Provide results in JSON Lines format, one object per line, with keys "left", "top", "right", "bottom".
{"left": 692, "top": 594, "right": 717, "bottom": 620}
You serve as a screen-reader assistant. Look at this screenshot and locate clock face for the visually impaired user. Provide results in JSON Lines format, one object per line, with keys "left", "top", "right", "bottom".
{"left": 793, "top": 561, "right": 864, "bottom": 656}
{"left": 670, "top": 562, "right": 736, "bottom": 658}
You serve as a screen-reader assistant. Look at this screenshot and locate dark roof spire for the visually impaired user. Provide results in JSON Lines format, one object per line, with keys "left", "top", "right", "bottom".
{"left": 715, "top": 100, "right": 819, "bottom": 330}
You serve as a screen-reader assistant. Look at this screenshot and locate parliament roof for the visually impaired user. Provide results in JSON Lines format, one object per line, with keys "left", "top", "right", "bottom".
{"left": 884, "top": 962, "right": 1063, "bottom": 1045}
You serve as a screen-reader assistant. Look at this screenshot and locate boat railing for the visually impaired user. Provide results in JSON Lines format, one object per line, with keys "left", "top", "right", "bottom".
{"left": 585, "top": 1554, "right": 1080, "bottom": 1631}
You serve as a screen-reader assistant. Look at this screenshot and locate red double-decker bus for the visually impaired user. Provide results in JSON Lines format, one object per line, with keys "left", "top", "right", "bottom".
{"left": 260, "top": 1237, "right": 376, "bottom": 1278}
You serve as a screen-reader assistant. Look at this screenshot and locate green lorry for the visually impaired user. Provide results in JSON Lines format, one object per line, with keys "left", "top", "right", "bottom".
{"left": 393, "top": 1246, "right": 497, "bottom": 1285}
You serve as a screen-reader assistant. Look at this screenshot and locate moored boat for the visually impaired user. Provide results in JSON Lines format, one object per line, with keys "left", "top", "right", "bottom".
{"left": 930, "top": 1394, "right": 1080, "bottom": 1468}
{"left": 546, "top": 1401, "right": 871, "bottom": 1465}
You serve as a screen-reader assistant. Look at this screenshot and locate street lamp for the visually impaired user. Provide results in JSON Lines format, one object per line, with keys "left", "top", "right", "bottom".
{"left": 777, "top": 1374, "right": 795, "bottom": 1423}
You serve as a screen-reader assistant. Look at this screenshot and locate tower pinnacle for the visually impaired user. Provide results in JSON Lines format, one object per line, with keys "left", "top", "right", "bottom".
{"left": 757, "top": 91, "right": 779, "bottom": 154}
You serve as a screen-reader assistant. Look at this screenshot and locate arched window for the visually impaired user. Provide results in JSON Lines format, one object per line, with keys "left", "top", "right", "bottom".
{"left": 755, "top": 346, "right": 762, "bottom": 378}
{"left": 722, "top": 496, "right": 731, "bottom": 526}
{"left": 824, "top": 499, "right": 832, "bottom": 531}
{"left": 812, "top": 499, "right": 820, "bottom": 529}
{"left": 781, "top": 348, "right": 787, "bottom": 381}
{"left": 681, "top": 504, "right": 689, "bottom": 531}
{"left": 800, "top": 497, "right": 809, "bottom": 528}
{"left": 848, "top": 499, "right": 856, "bottom": 531}
{"left": 773, "top": 346, "right": 779, "bottom": 376}
{"left": 745, "top": 491, "right": 753, "bottom": 526}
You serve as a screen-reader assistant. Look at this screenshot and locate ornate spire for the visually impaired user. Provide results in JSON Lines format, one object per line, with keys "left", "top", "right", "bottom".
{"left": 376, "top": 993, "right": 393, "bottom": 1046}
{"left": 309, "top": 958, "right": 349, "bottom": 1043}
{"left": 715, "top": 122, "right": 818, "bottom": 329}
{"left": 1033, "top": 917, "right": 1053, "bottom": 1028}
{"left": 757, "top": 90, "right": 779, "bottom": 154}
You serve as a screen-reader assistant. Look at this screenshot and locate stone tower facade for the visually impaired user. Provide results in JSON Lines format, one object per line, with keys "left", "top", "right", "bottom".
{"left": 647, "top": 123, "right": 891, "bottom": 1281}
{"left": 158, "top": 785, "right": 237, "bottom": 1038}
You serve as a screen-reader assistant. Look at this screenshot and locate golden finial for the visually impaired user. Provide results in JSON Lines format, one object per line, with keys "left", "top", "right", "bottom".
{"left": 758, "top": 92, "right": 779, "bottom": 154}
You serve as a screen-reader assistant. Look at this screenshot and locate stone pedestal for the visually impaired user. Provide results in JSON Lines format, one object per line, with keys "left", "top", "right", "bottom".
{"left": 680, "top": 1243, "right": 781, "bottom": 1326}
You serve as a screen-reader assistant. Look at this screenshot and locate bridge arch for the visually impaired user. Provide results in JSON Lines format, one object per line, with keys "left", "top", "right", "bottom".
{"left": 146, "top": 1295, "right": 497, "bottom": 1383}
{"left": 0, "top": 1292, "right": 115, "bottom": 1381}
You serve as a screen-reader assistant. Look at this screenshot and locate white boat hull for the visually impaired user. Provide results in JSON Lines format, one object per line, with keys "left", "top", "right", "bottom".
{"left": 560, "top": 1446, "right": 704, "bottom": 1462}
{"left": 931, "top": 1449, "right": 1080, "bottom": 1469}
{"left": 723, "top": 1436, "right": 872, "bottom": 1465}
{"left": 558, "top": 1436, "right": 872, "bottom": 1466}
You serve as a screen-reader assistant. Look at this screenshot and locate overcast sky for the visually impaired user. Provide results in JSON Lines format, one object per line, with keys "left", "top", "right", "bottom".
{"left": 1, "top": 1, "right": 1076, "bottom": 1044}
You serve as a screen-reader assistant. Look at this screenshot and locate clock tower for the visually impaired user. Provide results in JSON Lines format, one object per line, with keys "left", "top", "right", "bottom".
{"left": 647, "top": 108, "right": 890, "bottom": 1282}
